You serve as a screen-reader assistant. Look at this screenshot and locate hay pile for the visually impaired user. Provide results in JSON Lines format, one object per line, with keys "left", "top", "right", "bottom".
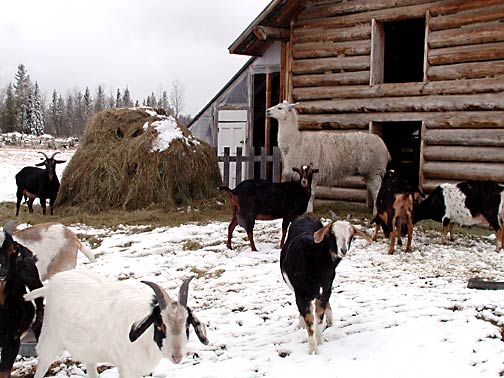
{"left": 57, "top": 108, "right": 221, "bottom": 212}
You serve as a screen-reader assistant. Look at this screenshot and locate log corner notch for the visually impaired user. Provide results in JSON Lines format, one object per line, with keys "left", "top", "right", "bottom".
{"left": 253, "top": 25, "right": 290, "bottom": 41}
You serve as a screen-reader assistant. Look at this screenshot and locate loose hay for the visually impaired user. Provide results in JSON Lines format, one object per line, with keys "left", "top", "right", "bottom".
{"left": 56, "top": 108, "right": 221, "bottom": 212}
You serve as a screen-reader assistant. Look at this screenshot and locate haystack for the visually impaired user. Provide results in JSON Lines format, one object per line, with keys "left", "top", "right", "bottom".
{"left": 57, "top": 108, "right": 221, "bottom": 211}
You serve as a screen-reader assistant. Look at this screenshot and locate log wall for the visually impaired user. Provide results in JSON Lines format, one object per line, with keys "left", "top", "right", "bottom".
{"left": 288, "top": 0, "right": 504, "bottom": 201}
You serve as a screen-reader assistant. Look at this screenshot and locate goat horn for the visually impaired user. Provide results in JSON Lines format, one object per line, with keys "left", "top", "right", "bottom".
{"left": 3, "top": 220, "right": 17, "bottom": 235}
{"left": 38, "top": 151, "right": 49, "bottom": 160}
{"left": 50, "top": 151, "right": 61, "bottom": 159}
{"left": 141, "top": 281, "right": 172, "bottom": 310}
{"left": 178, "top": 276, "right": 194, "bottom": 307}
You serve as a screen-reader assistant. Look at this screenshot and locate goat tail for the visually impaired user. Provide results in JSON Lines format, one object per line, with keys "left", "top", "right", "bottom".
{"left": 24, "top": 286, "right": 48, "bottom": 302}
{"left": 218, "top": 186, "right": 234, "bottom": 198}
{"left": 79, "top": 243, "right": 96, "bottom": 263}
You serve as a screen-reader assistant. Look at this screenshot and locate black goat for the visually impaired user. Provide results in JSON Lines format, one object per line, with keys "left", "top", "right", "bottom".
{"left": 414, "top": 181, "right": 504, "bottom": 251}
{"left": 372, "top": 170, "right": 414, "bottom": 254}
{"left": 15, "top": 152, "right": 66, "bottom": 216}
{"left": 0, "top": 222, "right": 44, "bottom": 378}
{"left": 219, "top": 165, "right": 318, "bottom": 251}
{"left": 280, "top": 215, "right": 371, "bottom": 354}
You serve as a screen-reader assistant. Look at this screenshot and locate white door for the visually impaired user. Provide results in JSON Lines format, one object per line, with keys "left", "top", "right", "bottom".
{"left": 218, "top": 109, "right": 248, "bottom": 188}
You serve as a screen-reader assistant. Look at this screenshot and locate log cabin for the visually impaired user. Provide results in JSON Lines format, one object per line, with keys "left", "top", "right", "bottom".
{"left": 191, "top": 0, "right": 504, "bottom": 205}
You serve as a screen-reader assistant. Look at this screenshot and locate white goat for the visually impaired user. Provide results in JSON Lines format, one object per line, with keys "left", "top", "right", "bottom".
{"left": 24, "top": 270, "right": 208, "bottom": 378}
{"left": 267, "top": 101, "right": 391, "bottom": 214}
{"left": 13, "top": 222, "right": 95, "bottom": 280}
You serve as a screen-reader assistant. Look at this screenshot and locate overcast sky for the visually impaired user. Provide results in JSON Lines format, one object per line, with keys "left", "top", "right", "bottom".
{"left": 0, "top": 0, "right": 271, "bottom": 116}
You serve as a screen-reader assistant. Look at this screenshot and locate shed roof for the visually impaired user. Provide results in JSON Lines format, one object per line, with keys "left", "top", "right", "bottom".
{"left": 228, "top": 0, "right": 305, "bottom": 56}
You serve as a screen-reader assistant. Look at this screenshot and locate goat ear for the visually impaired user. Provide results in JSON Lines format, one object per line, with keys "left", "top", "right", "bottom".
{"left": 313, "top": 222, "right": 332, "bottom": 243}
{"left": 312, "top": 168, "right": 319, "bottom": 174}
{"left": 352, "top": 226, "right": 372, "bottom": 244}
{"left": 329, "top": 210, "right": 339, "bottom": 221}
{"left": 187, "top": 307, "right": 209, "bottom": 345}
{"left": 55, "top": 159, "right": 66, "bottom": 164}
{"left": 35, "top": 161, "right": 46, "bottom": 167}
{"left": 129, "top": 311, "right": 156, "bottom": 343}
{"left": 292, "top": 167, "right": 300, "bottom": 174}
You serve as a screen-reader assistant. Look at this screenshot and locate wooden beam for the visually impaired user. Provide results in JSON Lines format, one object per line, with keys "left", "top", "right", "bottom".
{"left": 292, "top": 24, "right": 371, "bottom": 44}
{"left": 370, "top": 18, "right": 384, "bottom": 85}
{"left": 292, "top": 55, "right": 369, "bottom": 74}
{"left": 428, "top": 22, "right": 504, "bottom": 49}
{"left": 428, "top": 61, "right": 504, "bottom": 81}
{"left": 252, "top": 26, "right": 290, "bottom": 41}
{"left": 429, "top": 3, "right": 504, "bottom": 31}
{"left": 292, "top": 39, "right": 370, "bottom": 59}
{"left": 292, "top": 70, "right": 370, "bottom": 87}
{"left": 423, "top": 161, "right": 504, "bottom": 182}
{"left": 428, "top": 41, "right": 504, "bottom": 66}
{"left": 424, "top": 129, "right": 504, "bottom": 147}
{"left": 424, "top": 145, "right": 504, "bottom": 163}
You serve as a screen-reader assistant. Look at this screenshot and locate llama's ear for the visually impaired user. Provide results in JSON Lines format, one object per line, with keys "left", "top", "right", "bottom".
{"left": 329, "top": 210, "right": 339, "bottom": 221}
{"left": 288, "top": 102, "right": 299, "bottom": 109}
{"left": 313, "top": 222, "right": 332, "bottom": 243}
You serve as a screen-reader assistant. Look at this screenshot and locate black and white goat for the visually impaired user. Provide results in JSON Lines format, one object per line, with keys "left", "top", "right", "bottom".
{"left": 219, "top": 165, "right": 318, "bottom": 251}
{"left": 280, "top": 213, "right": 371, "bottom": 354}
{"left": 24, "top": 270, "right": 208, "bottom": 378}
{"left": 414, "top": 181, "right": 504, "bottom": 251}
{"left": 15, "top": 151, "right": 66, "bottom": 216}
{"left": 372, "top": 170, "right": 414, "bottom": 254}
{"left": 0, "top": 222, "right": 44, "bottom": 378}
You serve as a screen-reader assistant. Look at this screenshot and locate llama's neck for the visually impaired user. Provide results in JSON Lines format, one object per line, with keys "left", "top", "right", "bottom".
{"left": 278, "top": 112, "right": 302, "bottom": 155}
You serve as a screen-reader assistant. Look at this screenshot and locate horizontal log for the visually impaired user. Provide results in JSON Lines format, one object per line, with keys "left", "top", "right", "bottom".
{"left": 428, "top": 23, "right": 504, "bottom": 49}
{"left": 297, "top": 93, "right": 504, "bottom": 113}
{"left": 292, "top": 55, "right": 370, "bottom": 74}
{"left": 428, "top": 61, "right": 504, "bottom": 81}
{"left": 334, "top": 175, "right": 366, "bottom": 189}
{"left": 299, "top": 0, "right": 435, "bottom": 20}
{"left": 429, "top": 4, "right": 504, "bottom": 31}
{"left": 423, "top": 161, "right": 504, "bottom": 182}
{"left": 293, "top": 39, "right": 371, "bottom": 59}
{"left": 292, "top": 70, "right": 370, "bottom": 87}
{"left": 424, "top": 146, "right": 504, "bottom": 163}
{"left": 297, "top": 111, "right": 504, "bottom": 130}
{"left": 424, "top": 111, "right": 504, "bottom": 128}
{"left": 422, "top": 179, "right": 462, "bottom": 193}
{"left": 296, "top": 0, "right": 497, "bottom": 29}
{"left": 424, "top": 129, "right": 504, "bottom": 147}
{"left": 316, "top": 186, "right": 368, "bottom": 202}
{"left": 292, "top": 24, "right": 371, "bottom": 44}
{"left": 292, "top": 77, "right": 504, "bottom": 101}
{"left": 428, "top": 42, "right": 504, "bottom": 66}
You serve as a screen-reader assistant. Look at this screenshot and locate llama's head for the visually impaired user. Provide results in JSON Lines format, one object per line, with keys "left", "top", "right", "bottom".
{"left": 266, "top": 101, "right": 298, "bottom": 123}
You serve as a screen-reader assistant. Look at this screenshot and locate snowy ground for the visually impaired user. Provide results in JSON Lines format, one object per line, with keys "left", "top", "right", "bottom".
{"left": 2, "top": 146, "right": 504, "bottom": 378}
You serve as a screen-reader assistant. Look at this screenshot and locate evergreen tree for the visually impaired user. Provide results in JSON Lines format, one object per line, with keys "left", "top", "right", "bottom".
{"left": 29, "top": 82, "right": 44, "bottom": 136}
{"left": 83, "top": 87, "right": 93, "bottom": 123}
{"left": 65, "top": 95, "right": 74, "bottom": 136}
{"left": 56, "top": 95, "right": 65, "bottom": 137}
{"left": 47, "top": 90, "right": 59, "bottom": 136}
{"left": 13, "top": 64, "right": 33, "bottom": 132}
{"left": 122, "top": 87, "right": 133, "bottom": 108}
{"left": 135, "top": 100, "right": 140, "bottom": 107}
{"left": 94, "top": 85, "right": 105, "bottom": 112}
{"left": 2, "top": 83, "right": 17, "bottom": 132}
{"left": 75, "top": 91, "right": 84, "bottom": 135}
{"left": 115, "top": 88, "right": 122, "bottom": 108}
{"left": 107, "top": 91, "right": 115, "bottom": 109}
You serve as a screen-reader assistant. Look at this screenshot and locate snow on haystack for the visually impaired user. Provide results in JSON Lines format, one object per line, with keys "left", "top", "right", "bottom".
{"left": 143, "top": 113, "right": 200, "bottom": 153}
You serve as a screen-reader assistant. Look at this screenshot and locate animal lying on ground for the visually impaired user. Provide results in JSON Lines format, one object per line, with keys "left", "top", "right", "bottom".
{"left": 15, "top": 151, "right": 66, "bottom": 216}
{"left": 414, "top": 180, "right": 504, "bottom": 251}
{"left": 219, "top": 165, "right": 318, "bottom": 251}
{"left": 372, "top": 170, "right": 414, "bottom": 254}
{"left": 266, "top": 101, "right": 390, "bottom": 213}
{"left": 13, "top": 222, "right": 95, "bottom": 280}
{"left": 0, "top": 222, "right": 44, "bottom": 378}
{"left": 24, "top": 270, "right": 208, "bottom": 378}
{"left": 280, "top": 213, "right": 371, "bottom": 354}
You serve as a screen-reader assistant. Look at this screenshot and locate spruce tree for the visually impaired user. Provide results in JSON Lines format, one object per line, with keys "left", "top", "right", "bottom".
{"left": 30, "top": 82, "right": 45, "bottom": 136}
{"left": 122, "top": 87, "right": 132, "bottom": 108}
{"left": 83, "top": 87, "right": 93, "bottom": 123}
{"left": 94, "top": 85, "right": 105, "bottom": 112}
{"left": 115, "top": 88, "right": 122, "bottom": 108}
{"left": 2, "top": 84, "right": 17, "bottom": 132}
{"left": 13, "top": 64, "right": 32, "bottom": 132}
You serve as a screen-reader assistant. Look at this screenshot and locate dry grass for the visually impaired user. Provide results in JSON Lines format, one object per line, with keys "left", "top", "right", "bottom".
{"left": 56, "top": 108, "right": 221, "bottom": 212}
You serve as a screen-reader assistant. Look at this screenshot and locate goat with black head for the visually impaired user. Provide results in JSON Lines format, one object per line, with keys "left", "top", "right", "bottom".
{"left": 0, "top": 221, "right": 44, "bottom": 378}
{"left": 15, "top": 151, "right": 66, "bottom": 216}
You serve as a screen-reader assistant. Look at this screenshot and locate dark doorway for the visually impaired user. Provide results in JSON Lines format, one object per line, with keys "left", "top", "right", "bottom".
{"left": 252, "top": 71, "right": 280, "bottom": 180}
{"left": 376, "top": 121, "right": 422, "bottom": 189}
{"left": 384, "top": 18, "right": 425, "bottom": 83}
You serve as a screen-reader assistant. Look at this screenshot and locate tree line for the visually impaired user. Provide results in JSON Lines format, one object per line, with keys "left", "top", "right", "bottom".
{"left": 0, "top": 64, "right": 191, "bottom": 138}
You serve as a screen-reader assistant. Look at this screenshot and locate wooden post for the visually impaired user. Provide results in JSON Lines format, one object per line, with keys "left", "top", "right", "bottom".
{"left": 260, "top": 147, "right": 267, "bottom": 180}
{"left": 235, "top": 147, "right": 243, "bottom": 185}
{"left": 223, "top": 147, "right": 230, "bottom": 188}
{"left": 423, "top": 11, "right": 431, "bottom": 82}
{"left": 265, "top": 70, "right": 272, "bottom": 152}
{"left": 370, "top": 18, "right": 384, "bottom": 85}
{"left": 272, "top": 146, "right": 282, "bottom": 183}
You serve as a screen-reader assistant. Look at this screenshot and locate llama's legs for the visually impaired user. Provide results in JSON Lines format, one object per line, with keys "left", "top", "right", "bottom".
{"left": 366, "top": 174, "right": 383, "bottom": 215}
